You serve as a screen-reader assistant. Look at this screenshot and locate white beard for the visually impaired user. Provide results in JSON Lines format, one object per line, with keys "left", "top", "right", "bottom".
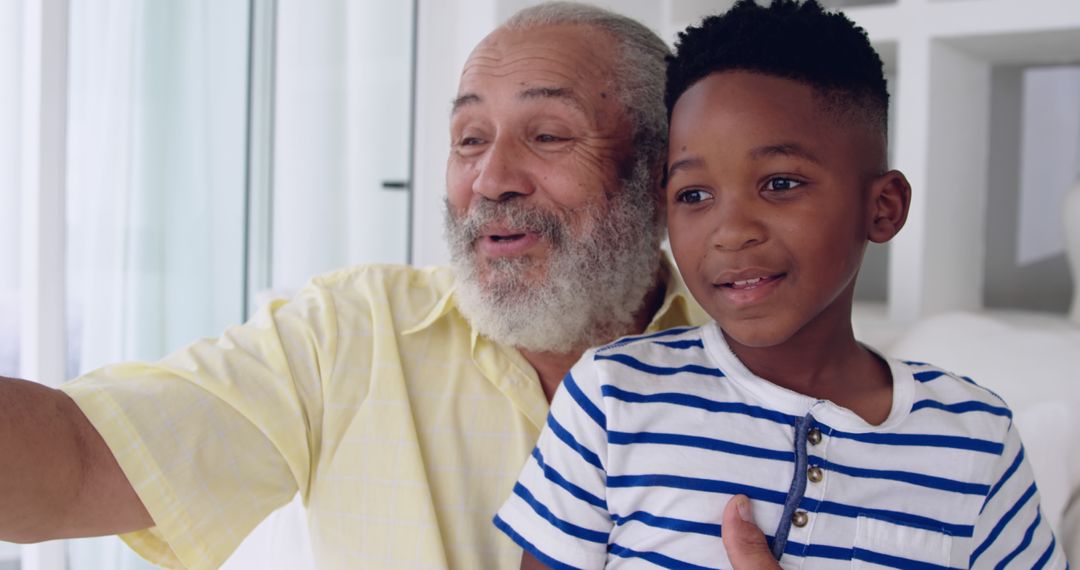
{"left": 445, "top": 160, "right": 663, "bottom": 354}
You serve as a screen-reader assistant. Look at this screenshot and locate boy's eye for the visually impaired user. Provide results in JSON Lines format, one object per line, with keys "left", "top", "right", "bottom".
{"left": 765, "top": 177, "right": 803, "bottom": 191}
{"left": 675, "top": 188, "right": 713, "bottom": 204}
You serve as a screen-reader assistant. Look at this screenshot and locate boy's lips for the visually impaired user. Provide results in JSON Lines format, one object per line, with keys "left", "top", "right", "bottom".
{"left": 712, "top": 270, "right": 787, "bottom": 305}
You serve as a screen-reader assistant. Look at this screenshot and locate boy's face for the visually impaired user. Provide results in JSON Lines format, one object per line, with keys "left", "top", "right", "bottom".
{"left": 666, "top": 71, "right": 888, "bottom": 349}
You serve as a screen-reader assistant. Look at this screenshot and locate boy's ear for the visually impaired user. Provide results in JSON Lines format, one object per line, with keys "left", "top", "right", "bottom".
{"left": 867, "top": 170, "right": 911, "bottom": 244}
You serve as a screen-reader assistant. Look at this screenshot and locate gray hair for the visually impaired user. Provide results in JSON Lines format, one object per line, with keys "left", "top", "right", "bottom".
{"left": 504, "top": 2, "right": 670, "bottom": 177}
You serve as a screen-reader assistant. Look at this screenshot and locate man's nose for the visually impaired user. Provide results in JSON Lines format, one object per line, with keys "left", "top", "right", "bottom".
{"left": 710, "top": 197, "right": 766, "bottom": 252}
{"left": 472, "top": 137, "right": 534, "bottom": 202}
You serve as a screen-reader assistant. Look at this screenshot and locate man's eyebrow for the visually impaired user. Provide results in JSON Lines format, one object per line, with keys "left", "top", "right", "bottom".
{"left": 451, "top": 93, "right": 481, "bottom": 115}
{"left": 749, "top": 143, "right": 822, "bottom": 165}
{"left": 666, "top": 157, "right": 705, "bottom": 181}
{"left": 519, "top": 86, "right": 586, "bottom": 114}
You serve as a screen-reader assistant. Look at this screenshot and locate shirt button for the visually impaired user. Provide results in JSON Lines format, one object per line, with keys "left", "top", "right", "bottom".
{"left": 807, "top": 427, "right": 822, "bottom": 445}
{"left": 792, "top": 510, "right": 809, "bottom": 528}
{"left": 807, "top": 465, "right": 824, "bottom": 483}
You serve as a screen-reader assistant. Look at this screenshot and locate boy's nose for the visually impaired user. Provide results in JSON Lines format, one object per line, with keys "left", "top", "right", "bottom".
{"left": 710, "top": 202, "right": 766, "bottom": 251}
{"left": 472, "top": 137, "right": 535, "bottom": 202}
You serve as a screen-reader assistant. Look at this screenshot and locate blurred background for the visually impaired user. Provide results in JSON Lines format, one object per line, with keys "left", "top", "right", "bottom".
{"left": 1, "top": 0, "right": 1078, "bottom": 568}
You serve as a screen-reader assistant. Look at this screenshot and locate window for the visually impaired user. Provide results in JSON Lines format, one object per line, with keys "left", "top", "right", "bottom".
{"left": 0, "top": 0, "right": 19, "bottom": 381}
{"left": 3, "top": 0, "right": 415, "bottom": 567}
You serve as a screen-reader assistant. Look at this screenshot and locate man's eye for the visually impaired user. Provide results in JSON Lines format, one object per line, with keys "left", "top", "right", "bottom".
{"left": 535, "top": 134, "right": 567, "bottom": 143}
{"left": 459, "top": 137, "right": 484, "bottom": 146}
{"left": 675, "top": 189, "right": 712, "bottom": 204}
{"left": 765, "top": 177, "right": 803, "bottom": 191}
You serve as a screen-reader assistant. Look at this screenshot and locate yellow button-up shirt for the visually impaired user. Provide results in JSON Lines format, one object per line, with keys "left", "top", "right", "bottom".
{"left": 61, "top": 258, "right": 706, "bottom": 569}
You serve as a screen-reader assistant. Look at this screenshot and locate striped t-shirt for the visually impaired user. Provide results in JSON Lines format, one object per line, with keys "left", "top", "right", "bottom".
{"left": 494, "top": 322, "right": 1067, "bottom": 569}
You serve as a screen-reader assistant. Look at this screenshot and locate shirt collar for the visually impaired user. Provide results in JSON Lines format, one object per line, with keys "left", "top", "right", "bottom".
{"left": 401, "top": 280, "right": 458, "bottom": 335}
{"left": 644, "top": 251, "right": 699, "bottom": 333}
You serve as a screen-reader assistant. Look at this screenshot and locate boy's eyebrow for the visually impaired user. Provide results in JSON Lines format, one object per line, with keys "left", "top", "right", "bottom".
{"left": 749, "top": 143, "right": 823, "bottom": 165}
{"left": 666, "top": 157, "right": 705, "bottom": 181}
{"left": 667, "top": 143, "right": 821, "bottom": 181}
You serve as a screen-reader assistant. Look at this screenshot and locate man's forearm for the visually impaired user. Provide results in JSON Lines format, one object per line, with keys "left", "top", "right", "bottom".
{"left": 0, "top": 376, "right": 152, "bottom": 541}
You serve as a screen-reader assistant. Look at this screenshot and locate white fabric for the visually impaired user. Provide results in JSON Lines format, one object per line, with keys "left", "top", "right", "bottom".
{"left": 498, "top": 322, "right": 1068, "bottom": 569}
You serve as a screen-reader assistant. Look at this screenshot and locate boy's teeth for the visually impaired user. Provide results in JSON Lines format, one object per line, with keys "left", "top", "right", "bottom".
{"left": 732, "top": 277, "right": 763, "bottom": 287}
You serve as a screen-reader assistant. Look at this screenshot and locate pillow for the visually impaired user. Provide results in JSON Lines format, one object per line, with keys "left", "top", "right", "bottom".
{"left": 888, "top": 311, "right": 1080, "bottom": 410}
{"left": 1011, "top": 401, "right": 1080, "bottom": 541}
{"left": 1062, "top": 494, "right": 1080, "bottom": 565}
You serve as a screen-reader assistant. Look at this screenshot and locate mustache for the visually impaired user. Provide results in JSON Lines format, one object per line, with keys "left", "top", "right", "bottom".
{"left": 450, "top": 198, "right": 567, "bottom": 246}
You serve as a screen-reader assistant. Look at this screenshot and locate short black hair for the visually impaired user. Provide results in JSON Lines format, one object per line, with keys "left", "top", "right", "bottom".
{"left": 665, "top": 0, "right": 888, "bottom": 137}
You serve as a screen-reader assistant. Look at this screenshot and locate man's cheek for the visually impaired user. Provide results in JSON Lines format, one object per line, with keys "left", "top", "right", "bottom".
{"left": 568, "top": 145, "right": 619, "bottom": 180}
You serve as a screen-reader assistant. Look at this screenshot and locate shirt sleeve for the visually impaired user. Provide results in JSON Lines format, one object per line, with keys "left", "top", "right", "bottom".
{"left": 60, "top": 278, "right": 341, "bottom": 570}
{"left": 969, "top": 420, "right": 1068, "bottom": 568}
{"left": 494, "top": 350, "right": 612, "bottom": 569}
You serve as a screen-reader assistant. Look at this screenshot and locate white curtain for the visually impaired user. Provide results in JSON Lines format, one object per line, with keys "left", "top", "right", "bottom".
{"left": 0, "top": 0, "right": 22, "bottom": 381}
{"left": 270, "top": 0, "right": 412, "bottom": 290}
{"left": 222, "top": 1, "right": 415, "bottom": 567}
{"left": 65, "top": 0, "right": 249, "bottom": 568}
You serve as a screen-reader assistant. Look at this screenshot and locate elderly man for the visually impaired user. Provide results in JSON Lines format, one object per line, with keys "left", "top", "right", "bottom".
{"left": 0, "top": 2, "right": 779, "bottom": 569}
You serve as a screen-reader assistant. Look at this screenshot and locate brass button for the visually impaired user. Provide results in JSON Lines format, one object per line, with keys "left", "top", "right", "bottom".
{"left": 807, "top": 427, "right": 822, "bottom": 445}
{"left": 807, "top": 466, "right": 824, "bottom": 483}
{"left": 791, "top": 510, "right": 809, "bottom": 527}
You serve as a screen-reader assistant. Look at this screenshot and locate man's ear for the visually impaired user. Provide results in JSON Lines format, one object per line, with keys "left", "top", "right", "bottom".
{"left": 867, "top": 170, "right": 911, "bottom": 244}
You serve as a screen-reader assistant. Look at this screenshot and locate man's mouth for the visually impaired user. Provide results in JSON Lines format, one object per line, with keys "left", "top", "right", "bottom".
{"left": 488, "top": 233, "right": 526, "bottom": 243}
{"left": 477, "top": 230, "right": 542, "bottom": 257}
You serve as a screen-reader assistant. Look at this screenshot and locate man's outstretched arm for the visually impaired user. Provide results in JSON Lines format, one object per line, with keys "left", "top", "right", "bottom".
{"left": 0, "top": 376, "right": 152, "bottom": 542}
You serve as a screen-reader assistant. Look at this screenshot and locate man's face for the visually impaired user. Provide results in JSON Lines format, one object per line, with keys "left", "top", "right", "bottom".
{"left": 444, "top": 24, "right": 661, "bottom": 354}
{"left": 667, "top": 71, "right": 883, "bottom": 350}
{"left": 446, "top": 24, "right": 633, "bottom": 285}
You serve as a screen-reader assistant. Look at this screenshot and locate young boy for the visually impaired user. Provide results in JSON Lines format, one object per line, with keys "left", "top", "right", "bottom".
{"left": 493, "top": 1, "right": 1067, "bottom": 568}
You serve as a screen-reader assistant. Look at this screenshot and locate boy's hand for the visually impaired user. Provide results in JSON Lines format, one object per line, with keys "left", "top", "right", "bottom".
{"left": 723, "top": 495, "right": 781, "bottom": 570}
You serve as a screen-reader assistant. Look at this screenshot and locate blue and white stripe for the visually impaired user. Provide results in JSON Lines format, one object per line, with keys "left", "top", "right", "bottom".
{"left": 495, "top": 322, "right": 1067, "bottom": 569}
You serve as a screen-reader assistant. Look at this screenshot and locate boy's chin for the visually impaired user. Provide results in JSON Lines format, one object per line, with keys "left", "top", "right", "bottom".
{"left": 718, "top": 320, "right": 797, "bottom": 351}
